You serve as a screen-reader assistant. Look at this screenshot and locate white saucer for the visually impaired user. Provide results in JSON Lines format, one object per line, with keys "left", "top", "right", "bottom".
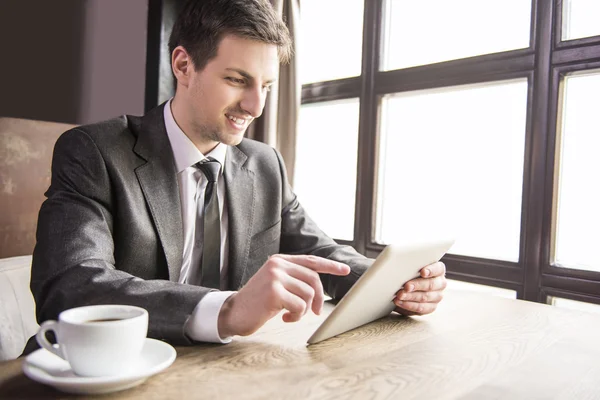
{"left": 23, "top": 338, "right": 176, "bottom": 395}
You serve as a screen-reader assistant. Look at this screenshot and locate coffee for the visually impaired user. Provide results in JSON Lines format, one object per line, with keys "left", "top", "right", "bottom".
{"left": 85, "top": 318, "right": 124, "bottom": 323}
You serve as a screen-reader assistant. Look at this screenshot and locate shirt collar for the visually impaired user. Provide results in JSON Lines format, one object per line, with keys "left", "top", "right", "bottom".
{"left": 163, "top": 98, "right": 227, "bottom": 174}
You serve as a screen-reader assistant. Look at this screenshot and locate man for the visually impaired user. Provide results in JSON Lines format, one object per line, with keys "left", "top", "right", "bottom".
{"left": 27, "top": 0, "right": 446, "bottom": 349}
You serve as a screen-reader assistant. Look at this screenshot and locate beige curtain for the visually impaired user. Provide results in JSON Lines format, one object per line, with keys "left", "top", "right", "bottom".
{"left": 247, "top": 0, "right": 300, "bottom": 186}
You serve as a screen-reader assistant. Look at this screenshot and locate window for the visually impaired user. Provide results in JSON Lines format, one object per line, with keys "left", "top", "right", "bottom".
{"left": 382, "top": 0, "right": 531, "bottom": 70}
{"left": 562, "top": 0, "right": 600, "bottom": 41}
{"left": 294, "top": 99, "right": 360, "bottom": 241}
{"left": 553, "top": 70, "right": 600, "bottom": 273}
{"left": 375, "top": 80, "right": 527, "bottom": 261}
{"left": 295, "top": 0, "right": 600, "bottom": 307}
{"left": 299, "top": 0, "right": 364, "bottom": 84}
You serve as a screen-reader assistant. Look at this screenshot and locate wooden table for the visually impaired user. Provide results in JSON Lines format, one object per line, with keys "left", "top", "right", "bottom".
{"left": 1, "top": 289, "right": 599, "bottom": 399}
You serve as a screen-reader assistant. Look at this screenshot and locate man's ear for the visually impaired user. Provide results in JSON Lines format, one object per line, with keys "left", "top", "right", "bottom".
{"left": 172, "top": 46, "right": 193, "bottom": 87}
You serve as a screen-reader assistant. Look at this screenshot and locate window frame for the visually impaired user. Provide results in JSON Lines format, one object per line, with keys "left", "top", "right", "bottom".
{"left": 541, "top": 59, "right": 600, "bottom": 297}
{"left": 298, "top": 0, "right": 600, "bottom": 305}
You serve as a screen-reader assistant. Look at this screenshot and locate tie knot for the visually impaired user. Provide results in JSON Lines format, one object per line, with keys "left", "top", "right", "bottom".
{"left": 196, "top": 158, "right": 221, "bottom": 183}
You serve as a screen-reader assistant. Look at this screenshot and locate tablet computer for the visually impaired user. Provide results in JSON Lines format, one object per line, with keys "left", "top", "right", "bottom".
{"left": 307, "top": 237, "right": 455, "bottom": 344}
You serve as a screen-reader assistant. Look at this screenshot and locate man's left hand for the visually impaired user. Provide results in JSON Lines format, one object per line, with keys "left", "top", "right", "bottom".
{"left": 393, "top": 261, "right": 447, "bottom": 316}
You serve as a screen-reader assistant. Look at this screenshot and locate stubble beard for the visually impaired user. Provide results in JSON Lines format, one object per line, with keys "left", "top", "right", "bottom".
{"left": 197, "top": 122, "right": 245, "bottom": 147}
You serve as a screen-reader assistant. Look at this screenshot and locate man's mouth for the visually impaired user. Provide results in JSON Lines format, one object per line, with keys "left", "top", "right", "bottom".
{"left": 225, "top": 113, "right": 250, "bottom": 129}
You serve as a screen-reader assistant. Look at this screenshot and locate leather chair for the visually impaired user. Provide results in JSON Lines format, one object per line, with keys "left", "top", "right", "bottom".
{"left": 0, "top": 117, "right": 75, "bottom": 360}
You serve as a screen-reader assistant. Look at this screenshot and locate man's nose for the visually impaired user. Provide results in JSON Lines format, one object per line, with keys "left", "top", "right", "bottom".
{"left": 240, "top": 86, "right": 266, "bottom": 118}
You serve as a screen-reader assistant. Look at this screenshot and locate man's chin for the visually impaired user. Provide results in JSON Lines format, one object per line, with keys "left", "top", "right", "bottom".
{"left": 220, "top": 131, "right": 246, "bottom": 146}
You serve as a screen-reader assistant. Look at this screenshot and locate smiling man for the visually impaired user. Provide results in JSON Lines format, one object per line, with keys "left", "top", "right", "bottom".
{"left": 27, "top": 0, "right": 447, "bottom": 350}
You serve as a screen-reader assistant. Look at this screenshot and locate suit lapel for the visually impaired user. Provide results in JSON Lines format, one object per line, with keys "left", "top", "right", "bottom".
{"left": 225, "top": 145, "right": 255, "bottom": 289}
{"left": 132, "top": 104, "right": 184, "bottom": 282}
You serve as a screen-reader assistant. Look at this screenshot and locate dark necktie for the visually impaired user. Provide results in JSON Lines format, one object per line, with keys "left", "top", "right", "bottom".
{"left": 196, "top": 158, "right": 221, "bottom": 289}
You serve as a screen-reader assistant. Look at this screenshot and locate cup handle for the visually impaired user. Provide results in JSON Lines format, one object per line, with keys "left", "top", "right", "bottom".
{"left": 36, "top": 320, "right": 65, "bottom": 360}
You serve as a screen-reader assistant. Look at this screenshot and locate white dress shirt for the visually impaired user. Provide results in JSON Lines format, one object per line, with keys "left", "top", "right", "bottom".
{"left": 164, "top": 99, "right": 235, "bottom": 343}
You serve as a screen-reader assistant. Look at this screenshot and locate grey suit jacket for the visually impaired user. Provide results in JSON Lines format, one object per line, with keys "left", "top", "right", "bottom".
{"left": 29, "top": 103, "right": 372, "bottom": 348}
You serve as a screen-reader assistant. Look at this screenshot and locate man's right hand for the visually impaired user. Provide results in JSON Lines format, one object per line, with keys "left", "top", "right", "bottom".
{"left": 217, "top": 254, "right": 350, "bottom": 338}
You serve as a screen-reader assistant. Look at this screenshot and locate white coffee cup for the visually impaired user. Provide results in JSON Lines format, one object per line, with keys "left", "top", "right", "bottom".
{"left": 35, "top": 305, "right": 149, "bottom": 377}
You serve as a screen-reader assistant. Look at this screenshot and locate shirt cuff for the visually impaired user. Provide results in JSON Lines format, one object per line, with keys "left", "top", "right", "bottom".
{"left": 185, "top": 291, "right": 237, "bottom": 343}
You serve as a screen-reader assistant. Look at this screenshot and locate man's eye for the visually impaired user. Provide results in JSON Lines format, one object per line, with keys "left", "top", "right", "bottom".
{"left": 227, "top": 77, "right": 244, "bottom": 84}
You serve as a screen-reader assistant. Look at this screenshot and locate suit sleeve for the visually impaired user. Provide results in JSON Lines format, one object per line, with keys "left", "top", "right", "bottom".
{"left": 31, "top": 129, "right": 209, "bottom": 346}
{"left": 273, "top": 149, "right": 374, "bottom": 300}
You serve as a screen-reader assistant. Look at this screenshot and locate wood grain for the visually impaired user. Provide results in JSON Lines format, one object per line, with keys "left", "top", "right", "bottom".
{"left": 1, "top": 289, "right": 599, "bottom": 399}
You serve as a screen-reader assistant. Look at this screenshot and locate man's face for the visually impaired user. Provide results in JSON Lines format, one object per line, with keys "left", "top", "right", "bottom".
{"left": 182, "top": 35, "right": 278, "bottom": 148}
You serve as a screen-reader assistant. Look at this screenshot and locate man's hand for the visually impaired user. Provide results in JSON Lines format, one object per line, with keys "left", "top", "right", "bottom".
{"left": 218, "top": 254, "right": 350, "bottom": 337}
{"left": 393, "top": 261, "right": 446, "bottom": 316}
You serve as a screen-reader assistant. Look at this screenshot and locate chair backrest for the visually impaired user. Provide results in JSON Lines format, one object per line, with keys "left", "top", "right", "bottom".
{"left": 0, "top": 255, "right": 36, "bottom": 360}
{"left": 0, "top": 117, "right": 75, "bottom": 359}
{"left": 0, "top": 117, "right": 75, "bottom": 258}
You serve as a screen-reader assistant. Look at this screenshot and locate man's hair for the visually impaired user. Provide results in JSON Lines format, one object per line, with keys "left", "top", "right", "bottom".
{"left": 168, "top": 0, "right": 292, "bottom": 71}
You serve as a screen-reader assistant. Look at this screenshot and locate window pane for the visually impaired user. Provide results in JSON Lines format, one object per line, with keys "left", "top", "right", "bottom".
{"left": 549, "top": 296, "right": 600, "bottom": 314}
{"left": 446, "top": 280, "right": 516, "bottom": 299}
{"left": 382, "top": 0, "right": 531, "bottom": 71}
{"left": 375, "top": 79, "right": 528, "bottom": 262}
{"left": 300, "top": 0, "right": 364, "bottom": 84}
{"left": 294, "top": 99, "right": 360, "bottom": 240}
{"left": 562, "top": 0, "right": 600, "bottom": 41}
{"left": 553, "top": 70, "right": 600, "bottom": 272}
